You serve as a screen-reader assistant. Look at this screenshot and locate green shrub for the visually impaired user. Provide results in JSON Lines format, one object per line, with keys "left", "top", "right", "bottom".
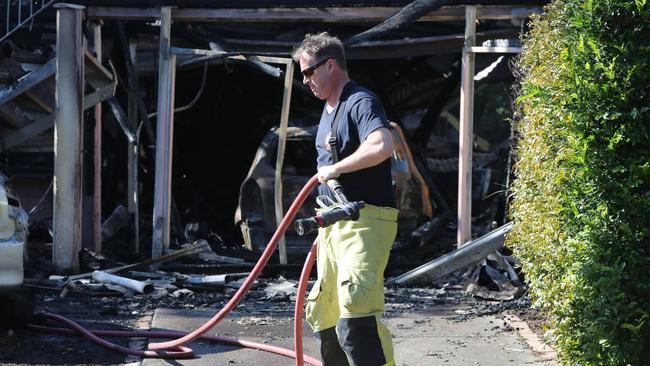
{"left": 508, "top": 0, "right": 650, "bottom": 365}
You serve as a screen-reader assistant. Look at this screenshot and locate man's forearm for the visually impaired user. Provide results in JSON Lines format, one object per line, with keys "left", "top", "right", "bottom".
{"left": 336, "top": 135, "right": 392, "bottom": 173}
{"left": 337, "top": 128, "right": 394, "bottom": 170}
{"left": 317, "top": 128, "right": 393, "bottom": 183}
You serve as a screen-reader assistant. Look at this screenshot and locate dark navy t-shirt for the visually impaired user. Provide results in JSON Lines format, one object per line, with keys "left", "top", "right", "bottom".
{"left": 316, "top": 81, "right": 396, "bottom": 208}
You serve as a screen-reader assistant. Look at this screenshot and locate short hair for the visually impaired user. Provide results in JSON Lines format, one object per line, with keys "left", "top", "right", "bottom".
{"left": 292, "top": 32, "right": 347, "bottom": 71}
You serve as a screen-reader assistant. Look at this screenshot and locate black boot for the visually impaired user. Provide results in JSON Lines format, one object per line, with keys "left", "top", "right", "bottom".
{"left": 336, "top": 316, "right": 386, "bottom": 366}
{"left": 315, "top": 327, "right": 350, "bottom": 366}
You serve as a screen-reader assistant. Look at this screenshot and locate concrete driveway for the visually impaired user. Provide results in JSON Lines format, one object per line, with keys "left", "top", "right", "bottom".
{"left": 141, "top": 303, "right": 550, "bottom": 366}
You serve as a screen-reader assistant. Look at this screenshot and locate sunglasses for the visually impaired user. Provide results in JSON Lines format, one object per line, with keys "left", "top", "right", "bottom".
{"left": 301, "top": 57, "right": 332, "bottom": 78}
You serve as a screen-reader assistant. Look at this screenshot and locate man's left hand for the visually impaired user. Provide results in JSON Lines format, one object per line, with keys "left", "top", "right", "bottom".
{"left": 317, "top": 165, "right": 340, "bottom": 184}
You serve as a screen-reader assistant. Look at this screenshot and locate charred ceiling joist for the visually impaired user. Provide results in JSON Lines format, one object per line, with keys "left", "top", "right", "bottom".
{"left": 82, "top": 1, "right": 542, "bottom": 60}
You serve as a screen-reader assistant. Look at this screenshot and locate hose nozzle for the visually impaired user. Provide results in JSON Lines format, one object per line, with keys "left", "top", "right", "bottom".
{"left": 294, "top": 201, "right": 365, "bottom": 236}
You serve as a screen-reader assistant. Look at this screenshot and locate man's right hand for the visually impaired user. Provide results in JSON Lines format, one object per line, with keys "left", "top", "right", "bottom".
{"left": 317, "top": 165, "right": 340, "bottom": 184}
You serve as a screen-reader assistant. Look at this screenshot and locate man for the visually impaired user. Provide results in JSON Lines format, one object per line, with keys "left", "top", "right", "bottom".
{"left": 292, "top": 32, "right": 399, "bottom": 366}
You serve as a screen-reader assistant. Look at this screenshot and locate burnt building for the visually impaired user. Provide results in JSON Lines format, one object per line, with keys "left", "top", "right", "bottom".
{"left": 0, "top": 1, "right": 546, "bottom": 272}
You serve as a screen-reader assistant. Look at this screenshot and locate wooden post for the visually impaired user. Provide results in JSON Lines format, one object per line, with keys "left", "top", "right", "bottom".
{"left": 90, "top": 20, "right": 103, "bottom": 254}
{"left": 152, "top": 7, "right": 176, "bottom": 258}
{"left": 274, "top": 61, "right": 294, "bottom": 264}
{"left": 53, "top": 3, "right": 85, "bottom": 273}
{"left": 127, "top": 39, "right": 140, "bottom": 254}
{"left": 457, "top": 6, "right": 476, "bottom": 248}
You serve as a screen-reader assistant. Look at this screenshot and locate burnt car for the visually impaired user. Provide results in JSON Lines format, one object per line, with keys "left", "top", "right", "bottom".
{"left": 0, "top": 170, "right": 31, "bottom": 327}
{"left": 234, "top": 122, "right": 431, "bottom": 261}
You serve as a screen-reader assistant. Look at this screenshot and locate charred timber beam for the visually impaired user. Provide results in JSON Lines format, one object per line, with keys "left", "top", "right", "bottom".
{"left": 165, "top": 29, "right": 519, "bottom": 66}
{"left": 344, "top": 0, "right": 449, "bottom": 45}
{"left": 4, "top": 80, "right": 116, "bottom": 150}
{"left": 170, "top": 47, "right": 287, "bottom": 75}
{"left": 115, "top": 21, "right": 155, "bottom": 145}
{"left": 347, "top": 29, "right": 518, "bottom": 59}
{"left": 0, "top": 57, "right": 55, "bottom": 105}
{"left": 85, "top": 5, "right": 541, "bottom": 22}
{"left": 130, "top": 28, "right": 520, "bottom": 72}
{"left": 386, "top": 222, "right": 513, "bottom": 286}
{"left": 1, "top": 55, "right": 56, "bottom": 113}
{"left": 84, "top": 50, "right": 113, "bottom": 89}
{"left": 185, "top": 27, "right": 282, "bottom": 78}
{"left": 121, "top": 29, "right": 519, "bottom": 72}
{"left": 0, "top": 103, "right": 33, "bottom": 128}
{"left": 6, "top": 114, "right": 55, "bottom": 151}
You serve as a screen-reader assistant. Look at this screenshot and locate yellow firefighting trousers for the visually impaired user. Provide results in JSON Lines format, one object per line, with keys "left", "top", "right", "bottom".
{"left": 305, "top": 204, "right": 398, "bottom": 366}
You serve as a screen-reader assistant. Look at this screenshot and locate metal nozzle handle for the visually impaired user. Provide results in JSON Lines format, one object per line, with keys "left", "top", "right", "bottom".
{"left": 326, "top": 179, "right": 349, "bottom": 204}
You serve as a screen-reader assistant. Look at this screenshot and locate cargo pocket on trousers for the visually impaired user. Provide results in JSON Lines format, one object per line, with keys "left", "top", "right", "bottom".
{"left": 304, "top": 278, "right": 322, "bottom": 330}
{"left": 339, "top": 269, "right": 382, "bottom": 315}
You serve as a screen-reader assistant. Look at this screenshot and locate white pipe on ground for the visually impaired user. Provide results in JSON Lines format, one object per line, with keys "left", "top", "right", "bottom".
{"left": 92, "top": 270, "right": 154, "bottom": 294}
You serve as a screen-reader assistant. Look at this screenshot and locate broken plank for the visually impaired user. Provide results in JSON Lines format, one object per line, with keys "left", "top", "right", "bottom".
{"left": 105, "top": 97, "right": 136, "bottom": 143}
{"left": 24, "top": 87, "right": 55, "bottom": 114}
{"left": 68, "top": 240, "right": 211, "bottom": 281}
{"left": 84, "top": 49, "right": 114, "bottom": 89}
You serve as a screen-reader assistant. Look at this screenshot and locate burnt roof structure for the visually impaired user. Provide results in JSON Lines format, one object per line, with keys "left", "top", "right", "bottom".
{"left": 0, "top": 1, "right": 546, "bottom": 272}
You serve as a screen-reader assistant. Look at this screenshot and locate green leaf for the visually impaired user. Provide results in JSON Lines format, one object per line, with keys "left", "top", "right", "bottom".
{"left": 635, "top": 0, "right": 646, "bottom": 11}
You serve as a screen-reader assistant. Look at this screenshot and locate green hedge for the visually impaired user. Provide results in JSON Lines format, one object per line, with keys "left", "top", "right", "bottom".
{"left": 508, "top": 0, "right": 650, "bottom": 365}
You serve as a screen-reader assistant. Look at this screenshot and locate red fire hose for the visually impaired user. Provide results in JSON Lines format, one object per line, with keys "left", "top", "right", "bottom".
{"left": 29, "top": 175, "right": 322, "bottom": 365}
{"left": 294, "top": 240, "right": 318, "bottom": 366}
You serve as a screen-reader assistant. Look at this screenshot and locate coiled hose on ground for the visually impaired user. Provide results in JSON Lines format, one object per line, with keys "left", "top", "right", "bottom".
{"left": 29, "top": 175, "right": 322, "bottom": 366}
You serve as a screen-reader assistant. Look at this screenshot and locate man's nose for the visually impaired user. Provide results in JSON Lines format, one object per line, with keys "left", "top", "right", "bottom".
{"left": 303, "top": 75, "right": 309, "bottom": 85}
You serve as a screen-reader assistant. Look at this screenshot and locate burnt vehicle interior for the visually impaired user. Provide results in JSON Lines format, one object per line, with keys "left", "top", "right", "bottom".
{"left": 0, "top": 1, "right": 541, "bottom": 273}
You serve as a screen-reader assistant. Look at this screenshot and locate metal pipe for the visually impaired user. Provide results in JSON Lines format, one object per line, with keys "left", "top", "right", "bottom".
{"left": 92, "top": 270, "right": 154, "bottom": 294}
{"left": 53, "top": 3, "right": 85, "bottom": 273}
{"left": 386, "top": 222, "right": 513, "bottom": 286}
